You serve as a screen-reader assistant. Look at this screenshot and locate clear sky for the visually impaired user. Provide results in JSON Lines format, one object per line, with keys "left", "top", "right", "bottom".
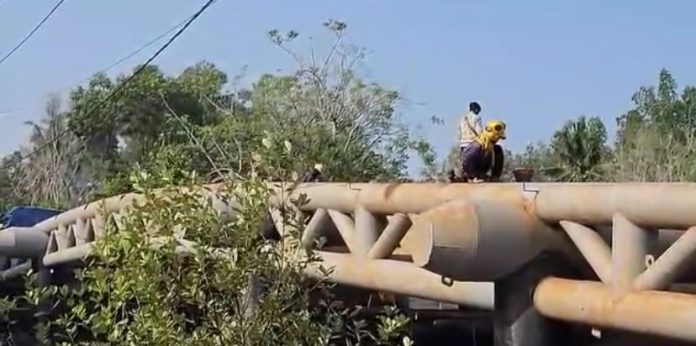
{"left": 1, "top": 0, "right": 696, "bottom": 172}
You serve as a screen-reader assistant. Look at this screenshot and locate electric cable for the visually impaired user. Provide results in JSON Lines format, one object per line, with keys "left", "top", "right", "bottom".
{"left": 94, "top": 14, "right": 194, "bottom": 78}
{"left": 0, "top": 13, "right": 195, "bottom": 120}
{"left": 1, "top": 0, "right": 218, "bottom": 167}
{"left": 0, "top": 0, "right": 67, "bottom": 66}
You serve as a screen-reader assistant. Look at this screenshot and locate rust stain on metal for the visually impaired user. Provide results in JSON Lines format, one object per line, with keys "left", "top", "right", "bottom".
{"left": 380, "top": 183, "right": 402, "bottom": 200}
{"left": 534, "top": 277, "right": 696, "bottom": 342}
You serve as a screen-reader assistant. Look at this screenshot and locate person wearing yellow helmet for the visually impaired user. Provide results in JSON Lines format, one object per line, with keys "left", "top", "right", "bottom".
{"left": 460, "top": 120, "right": 506, "bottom": 183}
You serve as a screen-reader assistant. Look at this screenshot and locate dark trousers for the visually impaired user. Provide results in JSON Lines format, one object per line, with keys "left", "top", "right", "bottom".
{"left": 460, "top": 144, "right": 504, "bottom": 181}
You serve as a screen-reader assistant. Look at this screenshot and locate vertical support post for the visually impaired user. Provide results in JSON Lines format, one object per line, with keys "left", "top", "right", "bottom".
{"left": 495, "top": 256, "right": 573, "bottom": 346}
{"left": 354, "top": 206, "right": 384, "bottom": 257}
{"left": 611, "top": 213, "right": 655, "bottom": 296}
{"left": 32, "top": 256, "right": 53, "bottom": 340}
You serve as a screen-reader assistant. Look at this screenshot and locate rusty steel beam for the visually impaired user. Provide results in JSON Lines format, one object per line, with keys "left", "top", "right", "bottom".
{"left": 534, "top": 277, "right": 696, "bottom": 343}
{"left": 18, "top": 182, "right": 696, "bottom": 244}
{"left": 531, "top": 183, "right": 696, "bottom": 229}
{"left": 306, "top": 251, "right": 494, "bottom": 310}
{"left": 611, "top": 213, "right": 656, "bottom": 295}
{"left": 634, "top": 226, "right": 696, "bottom": 291}
{"left": 366, "top": 213, "right": 411, "bottom": 259}
{"left": 326, "top": 210, "right": 357, "bottom": 253}
{"left": 272, "top": 182, "right": 696, "bottom": 229}
{"left": 270, "top": 183, "right": 527, "bottom": 215}
{"left": 399, "top": 198, "right": 560, "bottom": 281}
{"left": 585, "top": 226, "right": 696, "bottom": 282}
{"left": 354, "top": 206, "right": 384, "bottom": 257}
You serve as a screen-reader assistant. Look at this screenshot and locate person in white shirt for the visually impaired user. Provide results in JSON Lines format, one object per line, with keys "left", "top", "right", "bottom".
{"left": 455, "top": 102, "right": 483, "bottom": 179}
{"left": 458, "top": 102, "right": 483, "bottom": 148}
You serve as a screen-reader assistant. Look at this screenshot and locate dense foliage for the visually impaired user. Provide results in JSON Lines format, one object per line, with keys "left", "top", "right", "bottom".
{"left": 0, "top": 22, "right": 417, "bottom": 345}
{"left": 1, "top": 21, "right": 435, "bottom": 209}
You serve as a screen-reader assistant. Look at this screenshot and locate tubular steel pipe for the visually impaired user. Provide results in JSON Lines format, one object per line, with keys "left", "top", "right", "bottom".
{"left": 634, "top": 226, "right": 696, "bottom": 291}
{"left": 0, "top": 261, "right": 31, "bottom": 281}
{"left": 366, "top": 213, "right": 412, "bottom": 259}
{"left": 531, "top": 183, "right": 696, "bottom": 229}
{"left": 28, "top": 185, "right": 229, "bottom": 236}
{"left": 327, "top": 210, "right": 357, "bottom": 253}
{"left": 43, "top": 244, "right": 92, "bottom": 267}
{"left": 612, "top": 213, "right": 655, "bottom": 295}
{"left": 534, "top": 277, "right": 696, "bottom": 343}
{"left": 400, "top": 198, "right": 556, "bottom": 281}
{"left": 594, "top": 227, "right": 683, "bottom": 256}
{"left": 19, "top": 182, "right": 696, "bottom": 246}
{"left": 31, "top": 193, "right": 143, "bottom": 233}
{"left": 306, "top": 251, "right": 494, "bottom": 310}
{"left": 270, "top": 183, "right": 527, "bottom": 215}
{"left": 354, "top": 206, "right": 384, "bottom": 257}
{"left": 559, "top": 221, "right": 612, "bottom": 283}
{"left": 301, "top": 208, "right": 331, "bottom": 249}
{"left": 0, "top": 228, "right": 49, "bottom": 257}
{"left": 271, "top": 182, "right": 696, "bottom": 229}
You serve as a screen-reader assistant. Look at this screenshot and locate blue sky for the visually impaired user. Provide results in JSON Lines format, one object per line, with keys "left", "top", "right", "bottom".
{"left": 1, "top": 0, "right": 695, "bottom": 172}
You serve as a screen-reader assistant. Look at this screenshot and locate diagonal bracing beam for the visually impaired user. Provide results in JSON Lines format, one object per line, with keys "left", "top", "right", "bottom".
{"left": 354, "top": 206, "right": 385, "bottom": 257}
{"left": 559, "top": 221, "right": 612, "bottom": 283}
{"left": 367, "top": 213, "right": 412, "bottom": 259}
{"left": 633, "top": 226, "right": 696, "bottom": 291}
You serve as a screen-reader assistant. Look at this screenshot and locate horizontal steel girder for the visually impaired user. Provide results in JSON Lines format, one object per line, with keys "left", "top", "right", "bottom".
{"left": 534, "top": 277, "right": 696, "bottom": 343}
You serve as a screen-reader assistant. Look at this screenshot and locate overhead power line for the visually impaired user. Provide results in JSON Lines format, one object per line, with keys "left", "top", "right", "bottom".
{"left": 3, "top": 0, "right": 218, "bottom": 167}
{"left": 0, "top": 14, "right": 195, "bottom": 120}
{"left": 94, "top": 14, "right": 194, "bottom": 79}
{"left": 0, "top": 0, "right": 67, "bottom": 66}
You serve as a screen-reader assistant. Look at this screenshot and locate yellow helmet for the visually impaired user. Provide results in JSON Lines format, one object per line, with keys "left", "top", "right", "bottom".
{"left": 484, "top": 120, "right": 506, "bottom": 140}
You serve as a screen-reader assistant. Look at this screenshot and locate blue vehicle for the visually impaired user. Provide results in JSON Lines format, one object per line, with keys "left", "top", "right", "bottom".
{"left": 1, "top": 206, "right": 62, "bottom": 229}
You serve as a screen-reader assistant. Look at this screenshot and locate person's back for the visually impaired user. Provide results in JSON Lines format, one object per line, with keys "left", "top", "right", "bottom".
{"left": 458, "top": 102, "right": 483, "bottom": 148}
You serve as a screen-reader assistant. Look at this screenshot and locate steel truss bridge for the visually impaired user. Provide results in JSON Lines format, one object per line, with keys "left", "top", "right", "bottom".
{"left": 2, "top": 182, "right": 696, "bottom": 345}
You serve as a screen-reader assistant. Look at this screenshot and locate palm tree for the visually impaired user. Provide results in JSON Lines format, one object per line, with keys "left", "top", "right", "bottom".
{"left": 549, "top": 116, "right": 610, "bottom": 182}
